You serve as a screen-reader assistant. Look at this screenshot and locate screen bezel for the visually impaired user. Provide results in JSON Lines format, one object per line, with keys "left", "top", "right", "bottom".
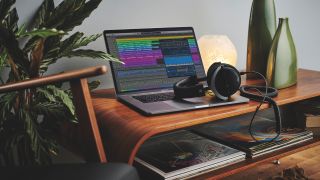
{"left": 103, "top": 27, "right": 206, "bottom": 95}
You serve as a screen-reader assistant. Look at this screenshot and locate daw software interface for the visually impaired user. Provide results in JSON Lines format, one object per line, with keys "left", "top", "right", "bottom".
{"left": 105, "top": 28, "right": 206, "bottom": 93}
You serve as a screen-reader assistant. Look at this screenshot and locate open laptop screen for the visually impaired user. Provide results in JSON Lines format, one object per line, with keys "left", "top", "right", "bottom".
{"left": 104, "top": 27, "right": 206, "bottom": 94}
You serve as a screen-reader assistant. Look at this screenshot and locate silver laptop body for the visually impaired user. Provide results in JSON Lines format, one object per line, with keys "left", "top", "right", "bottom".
{"left": 103, "top": 27, "right": 248, "bottom": 115}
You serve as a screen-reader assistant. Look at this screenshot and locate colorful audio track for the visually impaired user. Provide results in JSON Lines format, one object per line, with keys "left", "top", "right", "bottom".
{"left": 106, "top": 29, "right": 206, "bottom": 93}
{"left": 116, "top": 35, "right": 201, "bottom": 68}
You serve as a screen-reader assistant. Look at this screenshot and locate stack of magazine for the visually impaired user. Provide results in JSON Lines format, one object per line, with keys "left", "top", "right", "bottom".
{"left": 134, "top": 130, "right": 246, "bottom": 180}
{"left": 135, "top": 109, "right": 313, "bottom": 179}
{"left": 192, "top": 110, "right": 313, "bottom": 158}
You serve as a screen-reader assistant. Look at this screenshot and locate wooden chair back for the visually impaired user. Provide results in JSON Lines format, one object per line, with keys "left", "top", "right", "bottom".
{"left": 0, "top": 66, "right": 107, "bottom": 163}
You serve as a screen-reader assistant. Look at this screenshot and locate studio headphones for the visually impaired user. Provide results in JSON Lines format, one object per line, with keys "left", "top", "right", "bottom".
{"left": 173, "top": 62, "right": 282, "bottom": 141}
{"left": 174, "top": 62, "right": 241, "bottom": 100}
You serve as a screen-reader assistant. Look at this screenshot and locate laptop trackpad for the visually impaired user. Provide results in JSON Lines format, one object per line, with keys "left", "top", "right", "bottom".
{"left": 164, "top": 96, "right": 225, "bottom": 108}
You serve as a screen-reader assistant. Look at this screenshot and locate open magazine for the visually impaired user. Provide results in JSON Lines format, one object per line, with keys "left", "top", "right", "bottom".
{"left": 192, "top": 111, "right": 313, "bottom": 157}
{"left": 135, "top": 130, "right": 246, "bottom": 180}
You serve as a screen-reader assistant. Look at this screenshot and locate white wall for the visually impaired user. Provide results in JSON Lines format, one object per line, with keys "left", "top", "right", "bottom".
{"left": 14, "top": 0, "right": 320, "bottom": 89}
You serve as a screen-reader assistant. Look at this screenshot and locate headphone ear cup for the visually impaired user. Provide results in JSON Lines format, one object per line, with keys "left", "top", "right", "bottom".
{"left": 207, "top": 63, "right": 241, "bottom": 100}
{"left": 206, "top": 62, "right": 222, "bottom": 87}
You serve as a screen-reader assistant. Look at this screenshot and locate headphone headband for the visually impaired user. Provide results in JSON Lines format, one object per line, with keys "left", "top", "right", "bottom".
{"left": 174, "top": 62, "right": 241, "bottom": 100}
{"left": 173, "top": 76, "right": 205, "bottom": 99}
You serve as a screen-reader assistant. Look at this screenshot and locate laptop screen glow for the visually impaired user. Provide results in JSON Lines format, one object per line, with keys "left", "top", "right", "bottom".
{"left": 104, "top": 28, "right": 206, "bottom": 94}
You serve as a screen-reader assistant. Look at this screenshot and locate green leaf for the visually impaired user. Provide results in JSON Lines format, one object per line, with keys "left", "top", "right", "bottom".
{"left": 23, "top": 37, "right": 38, "bottom": 53}
{"left": 72, "top": 33, "right": 101, "bottom": 49}
{"left": 31, "top": 0, "right": 55, "bottom": 29}
{"left": 45, "top": 0, "right": 85, "bottom": 29}
{"left": 16, "top": 23, "right": 27, "bottom": 37}
{"left": 38, "top": 85, "right": 75, "bottom": 116}
{"left": 0, "top": 48, "right": 8, "bottom": 67}
{"left": 0, "top": 26, "right": 30, "bottom": 75}
{"left": 88, "top": 80, "right": 101, "bottom": 91}
{"left": 57, "top": 0, "right": 102, "bottom": 32}
{"left": 2, "top": 8, "right": 19, "bottom": 33}
{"left": 19, "top": 28, "right": 65, "bottom": 38}
{"left": 32, "top": 101, "right": 72, "bottom": 122}
{"left": 59, "top": 32, "right": 100, "bottom": 56}
{"left": 60, "top": 32, "right": 84, "bottom": 54}
{"left": 64, "top": 49, "right": 124, "bottom": 64}
{"left": 0, "top": 0, "right": 15, "bottom": 22}
{"left": 0, "top": 92, "right": 17, "bottom": 122}
{"left": 37, "top": 87, "right": 56, "bottom": 102}
{"left": 37, "top": 36, "right": 60, "bottom": 64}
{"left": 20, "top": 106, "right": 53, "bottom": 165}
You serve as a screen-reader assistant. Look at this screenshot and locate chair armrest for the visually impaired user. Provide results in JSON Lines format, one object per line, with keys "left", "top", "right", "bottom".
{"left": 0, "top": 66, "right": 107, "bottom": 93}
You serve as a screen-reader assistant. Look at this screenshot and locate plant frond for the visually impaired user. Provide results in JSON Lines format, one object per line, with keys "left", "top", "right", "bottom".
{"left": 37, "top": 85, "right": 75, "bottom": 117}
{"left": 19, "top": 28, "right": 65, "bottom": 38}
{"left": 0, "top": 92, "right": 17, "bottom": 122}
{"left": 16, "top": 23, "right": 27, "bottom": 37}
{"left": 45, "top": 0, "right": 85, "bottom": 29}
{"left": 31, "top": 0, "right": 55, "bottom": 29}
{"left": 0, "top": 26, "right": 30, "bottom": 75}
{"left": 2, "top": 8, "right": 19, "bottom": 33}
{"left": 32, "top": 101, "right": 73, "bottom": 122}
{"left": 59, "top": 32, "right": 100, "bottom": 54}
{"left": 88, "top": 80, "right": 101, "bottom": 91}
{"left": 57, "top": 0, "right": 102, "bottom": 32}
{"left": 0, "top": 48, "right": 8, "bottom": 67}
{"left": 64, "top": 49, "right": 123, "bottom": 64}
{"left": 72, "top": 33, "right": 101, "bottom": 49}
{"left": 0, "top": 0, "right": 15, "bottom": 22}
{"left": 60, "top": 32, "right": 84, "bottom": 54}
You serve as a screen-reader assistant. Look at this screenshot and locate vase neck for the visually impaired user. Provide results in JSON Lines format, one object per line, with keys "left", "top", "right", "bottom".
{"left": 278, "top": 18, "right": 291, "bottom": 32}
{"left": 279, "top": 17, "right": 288, "bottom": 23}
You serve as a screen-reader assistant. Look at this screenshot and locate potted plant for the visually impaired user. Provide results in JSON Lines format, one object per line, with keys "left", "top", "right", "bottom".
{"left": 0, "top": 0, "right": 121, "bottom": 166}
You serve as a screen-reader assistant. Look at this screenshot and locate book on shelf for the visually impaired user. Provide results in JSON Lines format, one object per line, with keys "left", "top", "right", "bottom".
{"left": 305, "top": 114, "right": 320, "bottom": 128}
{"left": 298, "top": 98, "right": 320, "bottom": 136}
{"left": 134, "top": 130, "right": 246, "bottom": 180}
{"left": 192, "top": 110, "right": 313, "bottom": 158}
{"left": 305, "top": 114, "right": 320, "bottom": 137}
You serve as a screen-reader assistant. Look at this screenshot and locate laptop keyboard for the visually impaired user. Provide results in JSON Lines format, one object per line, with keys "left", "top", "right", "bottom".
{"left": 133, "top": 92, "right": 175, "bottom": 103}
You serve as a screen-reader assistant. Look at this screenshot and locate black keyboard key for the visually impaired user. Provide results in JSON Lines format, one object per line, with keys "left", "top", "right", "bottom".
{"left": 133, "top": 92, "right": 175, "bottom": 103}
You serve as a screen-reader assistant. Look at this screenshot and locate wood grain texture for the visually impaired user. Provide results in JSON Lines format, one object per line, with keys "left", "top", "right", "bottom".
{"left": 70, "top": 78, "right": 107, "bottom": 163}
{"left": 0, "top": 66, "right": 107, "bottom": 93}
{"left": 222, "top": 144, "right": 320, "bottom": 180}
{"left": 92, "top": 69, "right": 320, "bottom": 165}
{"left": 0, "top": 66, "right": 108, "bottom": 163}
{"left": 193, "top": 138, "right": 320, "bottom": 180}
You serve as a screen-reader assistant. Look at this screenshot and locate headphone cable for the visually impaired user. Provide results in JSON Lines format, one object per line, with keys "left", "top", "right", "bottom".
{"left": 239, "top": 71, "right": 281, "bottom": 142}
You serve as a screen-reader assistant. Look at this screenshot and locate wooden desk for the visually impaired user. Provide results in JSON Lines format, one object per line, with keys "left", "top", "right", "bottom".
{"left": 92, "top": 69, "right": 320, "bottom": 178}
{"left": 223, "top": 144, "right": 320, "bottom": 180}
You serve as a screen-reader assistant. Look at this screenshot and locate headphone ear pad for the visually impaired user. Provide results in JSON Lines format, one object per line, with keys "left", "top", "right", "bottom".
{"left": 207, "top": 63, "right": 241, "bottom": 100}
{"left": 215, "top": 64, "right": 241, "bottom": 96}
{"left": 207, "top": 62, "right": 222, "bottom": 87}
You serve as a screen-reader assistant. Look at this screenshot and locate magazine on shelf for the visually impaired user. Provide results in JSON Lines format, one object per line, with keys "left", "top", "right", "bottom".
{"left": 192, "top": 110, "right": 313, "bottom": 158}
{"left": 134, "top": 130, "right": 246, "bottom": 180}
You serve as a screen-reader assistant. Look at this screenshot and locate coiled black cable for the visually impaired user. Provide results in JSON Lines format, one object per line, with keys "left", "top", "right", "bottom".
{"left": 239, "top": 71, "right": 281, "bottom": 142}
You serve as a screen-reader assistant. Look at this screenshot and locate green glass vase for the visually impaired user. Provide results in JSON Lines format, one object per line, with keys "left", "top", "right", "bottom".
{"left": 267, "top": 18, "right": 297, "bottom": 89}
{"left": 247, "top": 0, "right": 276, "bottom": 79}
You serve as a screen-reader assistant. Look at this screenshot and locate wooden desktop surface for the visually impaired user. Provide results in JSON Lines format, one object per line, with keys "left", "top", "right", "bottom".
{"left": 92, "top": 69, "right": 320, "bottom": 165}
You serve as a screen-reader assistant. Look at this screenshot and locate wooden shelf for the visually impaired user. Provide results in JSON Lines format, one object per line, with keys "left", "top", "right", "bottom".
{"left": 92, "top": 69, "right": 320, "bottom": 177}
{"left": 193, "top": 137, "right": 320, "bottom": 179}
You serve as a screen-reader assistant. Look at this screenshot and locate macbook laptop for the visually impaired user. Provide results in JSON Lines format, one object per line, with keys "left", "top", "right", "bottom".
{"left": 103, "top": 27, "right": 248, "bottom": 115}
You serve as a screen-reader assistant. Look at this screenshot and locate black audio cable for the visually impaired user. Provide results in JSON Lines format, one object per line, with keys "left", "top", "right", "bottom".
{"left": 239, "top": 71, "right": 281, "bottom": 142}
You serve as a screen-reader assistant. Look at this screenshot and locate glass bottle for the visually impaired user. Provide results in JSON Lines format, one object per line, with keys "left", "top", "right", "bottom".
{"left": 266, "top": 18, "right": 297, "bottom": 89}
{"left": 247, "top": 0, "right": 276, "bottom": 79}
